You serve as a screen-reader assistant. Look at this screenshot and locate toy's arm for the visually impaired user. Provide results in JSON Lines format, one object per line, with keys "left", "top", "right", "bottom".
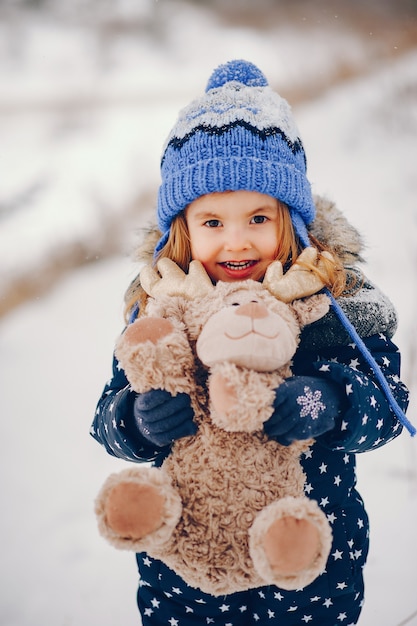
{"left": 292, "top": 334, "right": 409, "bottom": 452}
{"left": 107, "top": 302, "right": 199, "bottom": 451}
{"left": 207, "top": 363, "right": 283, "bottom": 433}
{"left": 90, "top": 353, "right": 170, "bottom": 463}
{"left": 115, "top": 314, "right": 195, "bottom": 396}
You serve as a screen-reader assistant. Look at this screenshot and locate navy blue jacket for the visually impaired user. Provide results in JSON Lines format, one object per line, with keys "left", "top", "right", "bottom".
{"left": 91, "top": 295, "right": 409, "bottom": 599}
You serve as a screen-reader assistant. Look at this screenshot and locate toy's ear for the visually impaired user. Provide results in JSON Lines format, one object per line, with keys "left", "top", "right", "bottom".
{"left": 289, "top": 294, "right": 330, "bottom": 327}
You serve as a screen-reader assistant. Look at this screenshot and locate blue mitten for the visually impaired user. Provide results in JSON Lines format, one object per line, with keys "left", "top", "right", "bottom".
{"left": 264, "top": 376, "right": 341, "bottom": 446}
{"left": 134, "top": 389, "right": 197, "bottom": 447}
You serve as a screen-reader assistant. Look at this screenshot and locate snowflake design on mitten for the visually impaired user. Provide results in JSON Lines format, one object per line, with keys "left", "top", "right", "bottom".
{"left": 296, "top": 386, "right": 325, "bottom": 420}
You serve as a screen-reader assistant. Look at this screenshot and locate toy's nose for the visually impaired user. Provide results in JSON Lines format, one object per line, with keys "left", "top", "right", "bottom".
{"left": 235, "top": 302, "right": 268, "bottom": 319}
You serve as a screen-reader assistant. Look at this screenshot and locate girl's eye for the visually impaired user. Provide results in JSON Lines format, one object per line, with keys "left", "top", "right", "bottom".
{"left": 251, "top": 215, "right": 268, "bottom": 224}
{"left": 204, "top": 219, "right": 221, "bottom": 228}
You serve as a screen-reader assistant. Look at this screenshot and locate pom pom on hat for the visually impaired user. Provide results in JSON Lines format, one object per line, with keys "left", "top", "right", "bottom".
{"left": 156, "top": 59, "right": 315, "bottom": 254}
{"left": 205, "top": 59, "right": 268, "bottom": 90}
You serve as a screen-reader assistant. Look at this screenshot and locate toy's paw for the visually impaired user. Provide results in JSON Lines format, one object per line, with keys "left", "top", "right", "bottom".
{"left": 263, "top": 516, "right": 320, "bottom": 575}
{"left": 95, "top": 467, "right": 182, "bottom": 551}
{"left": 209, "top": 371, "right": 238, "bottom": 421}
{"left": 249, "top": 496, "right": 332, "bottom": 590}
{"left": 123, "top": 317, "right": 175, "bottom": 346}
{"left": 115, "top": 318, "right": 195, "bottom": 395}
{"left": 104, "top": 481, "right": 165, "bottom": 540}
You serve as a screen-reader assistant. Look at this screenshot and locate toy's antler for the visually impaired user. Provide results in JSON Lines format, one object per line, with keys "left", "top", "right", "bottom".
{"left": 263, "top": 247, "right": 334, "bottom": 303}
{"left": 141, "top": 248, "right": 334, "bottom": 302}
{"left": 140, "top": 258, "right": 214, "bottom": 299}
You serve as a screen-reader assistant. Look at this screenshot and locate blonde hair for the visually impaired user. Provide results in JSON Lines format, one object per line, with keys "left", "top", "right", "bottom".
{"left": 124, "top": 201, "right": 348, "bottom": 322}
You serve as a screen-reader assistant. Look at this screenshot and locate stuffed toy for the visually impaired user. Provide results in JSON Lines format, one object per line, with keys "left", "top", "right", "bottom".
{"left": 95, "top": 249, "right": 334, "bottom": 596}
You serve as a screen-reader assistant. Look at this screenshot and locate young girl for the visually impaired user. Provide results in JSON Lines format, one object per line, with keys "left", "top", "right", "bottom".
{"left": 91, "top": 60, "right": 413, "bottom": 625}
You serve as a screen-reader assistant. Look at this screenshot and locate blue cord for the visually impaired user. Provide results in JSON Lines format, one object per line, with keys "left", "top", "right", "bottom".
{"left": 326, "top": 289, "right": 415, "bottom": 436}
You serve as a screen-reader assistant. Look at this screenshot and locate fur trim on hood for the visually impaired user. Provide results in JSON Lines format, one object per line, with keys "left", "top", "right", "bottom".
{"left": 309, "top": 196, "right": 365, "bottom": 266}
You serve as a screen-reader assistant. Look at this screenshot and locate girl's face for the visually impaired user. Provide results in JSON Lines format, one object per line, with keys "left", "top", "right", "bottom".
{"left": 185, "top": 190, "right": 281, "bottom": 283}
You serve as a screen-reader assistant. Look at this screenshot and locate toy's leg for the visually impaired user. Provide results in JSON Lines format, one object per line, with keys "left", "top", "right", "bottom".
{"left": 95, "top": 467, "right": 182, "bottom": 551}
{"left": 249, "top": 496, "right": 332, "bottom": 590}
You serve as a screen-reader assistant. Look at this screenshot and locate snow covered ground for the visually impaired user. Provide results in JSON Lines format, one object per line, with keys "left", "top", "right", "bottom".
{"left": 0, "top": 4, "right": 416, "bottom": 625}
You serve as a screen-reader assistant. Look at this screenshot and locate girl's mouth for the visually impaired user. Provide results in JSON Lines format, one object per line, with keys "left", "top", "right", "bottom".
{"left": 219, "top": 260, "right": 259, "bottom": 279}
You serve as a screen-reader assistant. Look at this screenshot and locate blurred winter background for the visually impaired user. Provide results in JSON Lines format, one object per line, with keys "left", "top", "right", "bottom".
{"left": 0, "top": 0, "right": 416, "bottom": 624}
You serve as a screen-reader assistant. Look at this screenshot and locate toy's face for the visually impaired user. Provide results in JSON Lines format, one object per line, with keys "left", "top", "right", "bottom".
{"left": 196, "top": 287, "right": 298, "bottom": 372}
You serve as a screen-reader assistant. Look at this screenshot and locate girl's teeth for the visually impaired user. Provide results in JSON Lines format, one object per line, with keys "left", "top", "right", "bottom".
{"left": 225, "top": 261, "right": 253, "bottom": 269}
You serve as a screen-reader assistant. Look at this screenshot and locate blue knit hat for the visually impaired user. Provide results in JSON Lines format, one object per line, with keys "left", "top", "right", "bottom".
{"left": 156, "top": 59, "right": 314, "bottom": 254}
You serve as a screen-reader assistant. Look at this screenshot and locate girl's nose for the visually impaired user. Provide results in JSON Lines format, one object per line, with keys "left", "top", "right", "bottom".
{"left": 224, "top": 228, "right": 251, "bottom": 251}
